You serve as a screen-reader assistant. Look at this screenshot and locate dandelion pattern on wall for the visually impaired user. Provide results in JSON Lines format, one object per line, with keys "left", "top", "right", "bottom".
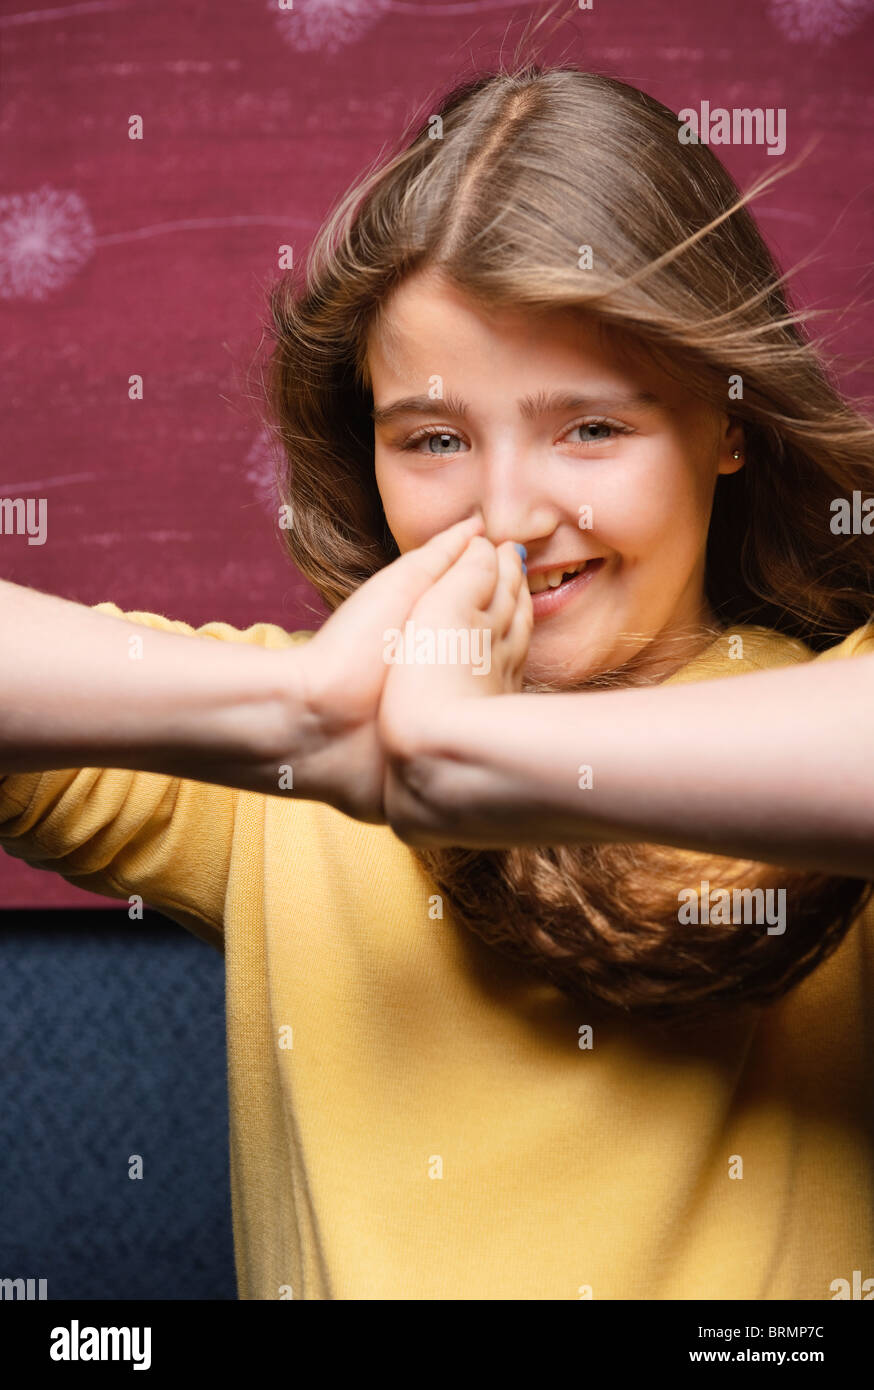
{"left": 0, "top": 186, "right": 301, "bottom": 303}
{"left": 245, "top": 429, "right": 286, "bottom": 518}
{"left": 767, "top": 0, "right": 874, "bottom": 43}
{"left": 0, "top": 186, "right": 96, "bottom": 302}
{"left": 271, "top": 0, "right": 393, "bottom": 54}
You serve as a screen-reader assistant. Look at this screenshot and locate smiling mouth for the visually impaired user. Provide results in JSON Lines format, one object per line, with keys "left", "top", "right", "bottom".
{"left": 526, "top": 558, "right": 603, "bottom": 594}
{"left": 525, "top": 557, "right": 605, "bottom": 618}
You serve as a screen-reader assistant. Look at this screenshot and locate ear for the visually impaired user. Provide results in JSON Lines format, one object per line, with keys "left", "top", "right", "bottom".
{"left": 717, "top": 417, "right": 746, "bottom": 477}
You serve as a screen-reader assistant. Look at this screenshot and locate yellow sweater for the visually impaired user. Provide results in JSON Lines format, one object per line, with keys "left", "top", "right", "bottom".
{"left": 1, "top": 603, "right": 873, "bottom": 1301}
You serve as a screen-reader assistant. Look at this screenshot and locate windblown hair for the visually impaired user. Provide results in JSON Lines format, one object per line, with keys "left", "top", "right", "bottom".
{"left": 258, "top": 63, "right": 874, "bottom": 1022}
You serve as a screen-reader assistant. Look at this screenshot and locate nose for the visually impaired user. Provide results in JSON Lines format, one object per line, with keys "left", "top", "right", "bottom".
{"left": 471, "top": 452, "right": 561, "bottom": 551}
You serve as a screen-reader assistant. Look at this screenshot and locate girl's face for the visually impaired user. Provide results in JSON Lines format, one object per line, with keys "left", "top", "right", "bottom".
{"left": 368, "top": 268, "right": 744, "bottom": 683}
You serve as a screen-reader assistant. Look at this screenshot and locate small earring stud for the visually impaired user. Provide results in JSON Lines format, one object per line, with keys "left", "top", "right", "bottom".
{"left": 732, "top": 449, "right": 742, "bottom": 459}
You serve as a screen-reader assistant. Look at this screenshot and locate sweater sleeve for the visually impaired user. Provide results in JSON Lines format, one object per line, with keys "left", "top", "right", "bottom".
{"left": 0, "top": 602, "right": 315, "bottom": 949}
{"left": 812, "top": 618, "right": 874, "bottom": 663}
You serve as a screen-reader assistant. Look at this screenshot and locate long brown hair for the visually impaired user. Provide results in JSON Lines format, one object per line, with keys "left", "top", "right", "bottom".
{"left": 257, "top": 64, "right": 874, "bottom": 1021}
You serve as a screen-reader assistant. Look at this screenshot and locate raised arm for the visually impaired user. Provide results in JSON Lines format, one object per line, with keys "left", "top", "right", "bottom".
{"left": 0, "top": 577, "right": 305, "bottom": 786}
{"left": 378, "top": 538, "right": 874, "bottom": 880}
{"left": 0, "top": 514, "right": 484, "bottom": 821}
{"left": 389, "top": 657, "right": 874, "bottom": 878}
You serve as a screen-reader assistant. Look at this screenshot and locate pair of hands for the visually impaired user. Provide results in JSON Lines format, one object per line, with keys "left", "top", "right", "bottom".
{"left": 293, "top": 516, "right": 533, "bottom": 834}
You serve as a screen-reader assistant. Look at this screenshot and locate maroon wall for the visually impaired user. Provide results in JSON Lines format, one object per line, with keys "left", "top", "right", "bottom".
{"left": 2, "top": 0, "right": 872, "bottom": 904}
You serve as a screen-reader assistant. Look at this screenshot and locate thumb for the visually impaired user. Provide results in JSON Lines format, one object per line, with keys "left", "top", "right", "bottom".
{"left": 385, "top": 515, "right": 487, "bottom": 595}
{"left": 331, "top": 516, "right": 486, "bottom": 638}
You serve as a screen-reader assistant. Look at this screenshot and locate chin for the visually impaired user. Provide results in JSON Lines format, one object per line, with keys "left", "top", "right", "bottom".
{"left": 526, "top": 629, "right": 655, "bottom": 691}
{"left": 523, "top": 649, "right": 603, "bottom": 691}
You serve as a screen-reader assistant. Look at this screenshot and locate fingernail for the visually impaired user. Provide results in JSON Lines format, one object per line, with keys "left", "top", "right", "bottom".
{"left": 513, "top": 542, "right": 527, "bottom": 573}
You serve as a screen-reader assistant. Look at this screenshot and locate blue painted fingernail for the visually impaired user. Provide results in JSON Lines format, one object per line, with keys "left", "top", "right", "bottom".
{"left": 513, "top": 543, "right": 527, "bottom": 561}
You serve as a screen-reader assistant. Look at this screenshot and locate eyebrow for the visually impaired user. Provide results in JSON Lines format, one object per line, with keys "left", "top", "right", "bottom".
{"left": 371, "top": 388, "right": 665, "bottom": 428}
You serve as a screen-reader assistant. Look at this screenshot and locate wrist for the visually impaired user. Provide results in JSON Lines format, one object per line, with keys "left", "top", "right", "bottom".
{"left": 136, "top": 640, "right": 317, "bottom": 791}
{"left": 381, "top": 696, "right": 501, "bottom": 844}
{"left": 274, "top": 637, "right": 385, "bottom": 820}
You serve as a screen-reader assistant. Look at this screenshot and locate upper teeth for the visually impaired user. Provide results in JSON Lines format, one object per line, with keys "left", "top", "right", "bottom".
{"left": 527, "top": 561, "right": 588, "bottom": 594}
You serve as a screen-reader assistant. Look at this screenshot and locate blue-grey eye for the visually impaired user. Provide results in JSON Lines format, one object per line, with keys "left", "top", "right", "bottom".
{"left": 427, "top": 432, "right": 462, "bottom": 454}
{"left": 572, "top": 422, "right": 615, "bottom": 443}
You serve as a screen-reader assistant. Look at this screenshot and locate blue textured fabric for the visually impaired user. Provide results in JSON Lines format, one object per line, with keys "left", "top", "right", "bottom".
{"left": 0, "top": 910, "right": 235, "bottom": 1300}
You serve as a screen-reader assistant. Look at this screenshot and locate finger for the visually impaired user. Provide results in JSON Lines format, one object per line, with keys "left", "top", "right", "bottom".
{"left": 391, "top": 515, "right": 486, "bottom": 592}
{"left": 327, "top": 516, "right": 485, "bottom": 641}
{"left": 486, "top": 541, "right": 525, "bottom": 636}
{"left": 411, "top": 534, "right": 500, "bottom": 620}
{"left": 507, "top": 580, "right": 534, "bottom": 678}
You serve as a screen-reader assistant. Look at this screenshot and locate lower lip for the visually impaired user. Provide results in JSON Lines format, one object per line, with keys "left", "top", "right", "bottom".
{"left": 529, "top": 559, "right": 605, "bottom": 619}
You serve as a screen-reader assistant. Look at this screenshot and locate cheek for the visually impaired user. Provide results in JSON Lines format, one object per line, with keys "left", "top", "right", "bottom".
{"left": 374, "top": 458, "right": 421, "bottom": 550}
{"left": 589, "top": 450, "right": 711, "bottom": 562}
{"left": 375, "top": 454, "right": 466, "bottom": 553}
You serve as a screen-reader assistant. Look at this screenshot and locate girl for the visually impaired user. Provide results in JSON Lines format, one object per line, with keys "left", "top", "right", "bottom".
{"left": 2, "top": 65, "right": 873, "bottom": 1301}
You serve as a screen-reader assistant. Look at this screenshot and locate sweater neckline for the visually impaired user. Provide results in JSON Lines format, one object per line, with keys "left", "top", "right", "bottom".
{"left": 663, "top": 623, "right": 813, "bottom": 687}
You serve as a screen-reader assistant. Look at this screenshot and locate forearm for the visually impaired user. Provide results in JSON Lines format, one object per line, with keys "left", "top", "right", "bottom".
{"left": 0, "top": 579, "right": 312, "bottom": 789}
{"left": 397, "top": 657, "right": 874, "bottom": 878}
